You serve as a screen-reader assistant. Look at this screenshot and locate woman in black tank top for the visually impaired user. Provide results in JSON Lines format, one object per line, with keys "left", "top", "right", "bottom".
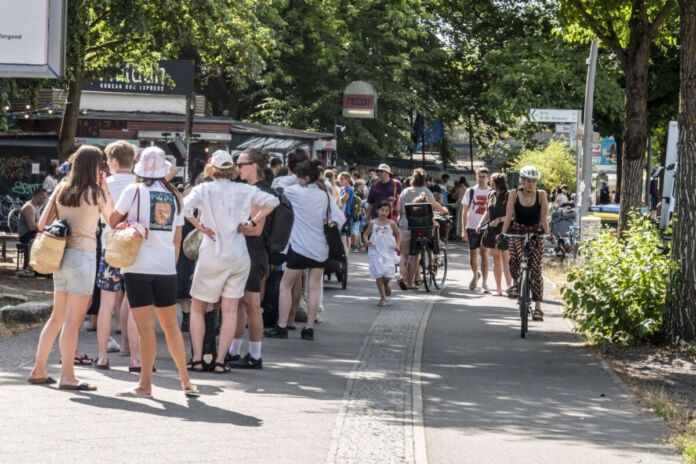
{"left": 500, "top": 167, "right": 552, "bottom": 320}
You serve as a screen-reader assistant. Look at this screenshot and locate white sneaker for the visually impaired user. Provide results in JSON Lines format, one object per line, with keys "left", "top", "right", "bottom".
{"left": 107, "top": 336, "right": 121, "bottom": 353}
{"left": 315, "top": 313, "right": 323, "bottom": 323}
{"left": 482, "top": 283, "right": 490, "bottom": 294}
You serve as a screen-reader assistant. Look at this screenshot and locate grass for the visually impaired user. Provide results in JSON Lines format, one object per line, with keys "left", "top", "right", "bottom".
{"left": 640, "top": 388, "right": 696, "bottom": 463}
{"left": 0, "top": 296, "right": 25, "bottom": 307}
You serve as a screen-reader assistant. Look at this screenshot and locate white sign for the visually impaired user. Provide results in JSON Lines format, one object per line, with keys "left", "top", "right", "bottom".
{"left": 313, "top": 139, "right": 336, "bottom": 151}
{"left": 555, "top": 124, "right": 572, "bottom": 133}
{"left": 0, "top": 0, "right": 66, "bottom": 78}
{"left": 529, "top": 109, "right": 581, "bottom": 123}
{"left": 31, "top": 163, "right": 41, "bottom": 174}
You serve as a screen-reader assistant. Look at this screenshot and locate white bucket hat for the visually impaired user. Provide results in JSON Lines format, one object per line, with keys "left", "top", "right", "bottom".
{"left": 376, "top": 163, "right": 391, "bottom": 174}
{"left": 134, "top": 146, "right": 169, "bottom": 179}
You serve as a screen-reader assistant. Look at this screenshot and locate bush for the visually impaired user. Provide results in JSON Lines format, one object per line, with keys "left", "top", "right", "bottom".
{"left": 562, "top": 214, "right": 677, "bottom": 345}
{"left": 513, "top": 140, "right": 577, "bottom": 192}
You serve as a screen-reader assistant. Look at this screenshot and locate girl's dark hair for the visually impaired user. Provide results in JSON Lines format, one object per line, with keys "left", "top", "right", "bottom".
{"left": 277, "top": 166, "right": 289, "bottom": 177}
{"left": 136, "top": 177, "right": 182, "bottom": 211}
{"left": 294, "top": 160, "right": 322, "bottom": 183}
{"left": 58, "top": 145, "right": 106, "bottom": 207}
{"left": 491, "top": 172, "right": 508, "bottom": 192}
{"left": 459, "top": 176, "right": 469, "bottom": 188}
{"left": 47, "top": 163, "right": 58, "bottom": 176}
{"left": 377, "top": 200, "right": 392, "bottom": 210}
{"left": 287, "top": 148, "right": 308, "bottom": 171}
{"left": 263, "top": 167, "right": 274, "bottom": 184}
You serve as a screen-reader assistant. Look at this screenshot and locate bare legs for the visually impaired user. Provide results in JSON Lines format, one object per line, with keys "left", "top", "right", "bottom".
{"left": 278, "top": 269, "right": 303, "bottom": 329}
{"left": 491, "top": 248, "right": 512, "bottom": 295}
{"left": 29, "top": 291, "right": 92, "bottom": 387}
{"left": 129, "top": 305, "right": 195, "bottom": 395}
{"left": 376, "top": 277, "right": 391, "bottom": 305}
{"left": 236, "top": 291, "right": 263, "bottom": 343}
{"left": 96, "top": 288, "right": 123, "bottom": 366}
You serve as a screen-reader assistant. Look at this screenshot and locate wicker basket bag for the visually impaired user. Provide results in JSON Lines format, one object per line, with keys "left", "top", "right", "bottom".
{"left": 104, "top": 185, "right": 148, "bottom": 268}
{"left": 182, "top": 228, "right": 203, "bottom": 261}
{"left": 29, "top": 224, "right": 69, "bottom": 274}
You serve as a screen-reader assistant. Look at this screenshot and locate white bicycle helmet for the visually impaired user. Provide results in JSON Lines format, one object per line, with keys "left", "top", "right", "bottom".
{"left": 519, "top": 165, "right": 541, "bottom": 180}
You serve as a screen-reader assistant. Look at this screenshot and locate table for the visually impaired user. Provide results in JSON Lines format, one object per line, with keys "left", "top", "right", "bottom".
{"left": 0, "top": 233, "right": 19, "bottom": 262}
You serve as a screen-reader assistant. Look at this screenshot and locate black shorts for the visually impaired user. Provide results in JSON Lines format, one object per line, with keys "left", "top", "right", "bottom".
{"left": 123, "top": 273, "right": 177, "bottom": 308}
{"left": 466, "top": 228, "right": 484, "bottom": 251}
{"left": 245, "top": 247, "right": 269, "bottom": 293}
{"left": 286, "top": 247, "right": 326, "bottom": 270}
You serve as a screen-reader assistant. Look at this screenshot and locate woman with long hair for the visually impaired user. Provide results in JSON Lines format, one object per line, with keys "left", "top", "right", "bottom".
{"left": 109, "top": 146, "right": 198, "bottom": 397}
{"left": 184, "top": 151, "right": 278, "bottom": 373}
{"left": 28, "top": 146, "right": 115, "bottom": 389}
{"left": 476, "top": 173, "right": 512, "bottom": 296}
{"left": 265, "top": 160, "right": 345, "bottom": 340}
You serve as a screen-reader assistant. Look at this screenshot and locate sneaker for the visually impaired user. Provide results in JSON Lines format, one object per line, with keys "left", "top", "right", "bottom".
{"left": 351, "top": 246, "right": 360, "bottom": 253}
{"left": 264, "top": 325, "right": 288, "bottom": 339}
{"left": 107, "top": 337, "right": 121, "bottom": 353}
{"left": 16, "top": 269, "right": 35, "bottom": 278}
{"left": 469, "top": 272, "right": 480, "bottom": 291}
{"left": 229, "top": 353, "right": 262, "bottom": 369}
{"left": 482, "top": 283, "right": 489, "bottom": 294}
{"left": 301, "top": 327, "right": 314, "bottom": 341}
{"left": 225, "top": 353, "right": 240, "bottom": 365}
{"left": 180, "top": 313, "right": 190, "bottom": 333}
{"left": 315, "top": 312, "right": 323, "bottom": 323}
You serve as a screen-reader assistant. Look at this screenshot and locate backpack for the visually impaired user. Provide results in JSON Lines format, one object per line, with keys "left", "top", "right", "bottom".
{"left": 266, "top": 187, "right": 294, "bottom": 254}
{"left": 350, "top": 196, "right": 362, "bottom": 220}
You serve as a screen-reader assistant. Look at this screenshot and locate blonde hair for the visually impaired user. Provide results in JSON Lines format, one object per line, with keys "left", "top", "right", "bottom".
{"left": 339, "top": 171, "right": 353, "bottom": 186}
{"left": 104, "top": 140, "right": 135, "bottom": 169}
{"left": 413, "top": 192, "right": 428, "bottom": 203}
{"left": 204, "top": 163, "right": 238, "bottom": 180}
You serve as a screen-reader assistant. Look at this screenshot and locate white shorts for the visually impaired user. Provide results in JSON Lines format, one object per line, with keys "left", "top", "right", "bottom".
{"left": 190, "top": 244, "right": 250, "bottom": 302}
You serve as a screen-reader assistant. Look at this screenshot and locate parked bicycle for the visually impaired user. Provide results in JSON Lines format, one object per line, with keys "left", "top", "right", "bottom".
{"left": 0, "top": 195, "right": 24, "bottom": 232}
{"left": 501, "top": 232, "right": 553, "bottom": 338}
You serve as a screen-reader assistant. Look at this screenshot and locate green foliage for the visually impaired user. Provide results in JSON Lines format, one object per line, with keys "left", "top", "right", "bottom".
{"left": 562, "top": 214, "right": 678, "bottom": 345}
{"left": 513, "top": 140, "right": 577, "bottom": 191}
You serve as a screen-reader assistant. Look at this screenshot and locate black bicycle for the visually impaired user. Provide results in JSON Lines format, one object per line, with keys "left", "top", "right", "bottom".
{"left": 501, "top": 232, "right": 552, "bottom": 338}
{"left": 405, "top": 203, "right": 451, "bottom": 292}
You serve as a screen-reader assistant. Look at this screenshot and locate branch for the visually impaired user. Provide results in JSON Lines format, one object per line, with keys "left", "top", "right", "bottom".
{"left": 85, "top": 39, "right": 125, "bottom": 54}
{"left": 570, "top": 0, "right": 626, "bottom": 61}
{"left": 648, "top": 0, "right": 676, "bottom": 38}
{"left": 89, "top": 9, "right": 110, "bottom": 31}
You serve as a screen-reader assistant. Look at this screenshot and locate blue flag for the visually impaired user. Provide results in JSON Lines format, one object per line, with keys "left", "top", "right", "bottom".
{"left": 416, "top": 118, "right": 444, "bottom": 150}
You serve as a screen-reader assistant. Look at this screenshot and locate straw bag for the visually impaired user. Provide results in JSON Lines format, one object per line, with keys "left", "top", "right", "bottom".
{"left": 105, "top": 185, "right": 148, "bottom": 268}
{"left": 183, "top": 228, "right": 203, "bottom": 261}
{"left": 30, "top": 219, "right": 69, "bottom": 274}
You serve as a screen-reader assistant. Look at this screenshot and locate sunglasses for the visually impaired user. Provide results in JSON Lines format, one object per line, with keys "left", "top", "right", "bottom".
{"left": 236, "top": 162, "right": 253, "bottom": 167}
{"left": 376, "top": 169, "right": 385, "bottom": 173}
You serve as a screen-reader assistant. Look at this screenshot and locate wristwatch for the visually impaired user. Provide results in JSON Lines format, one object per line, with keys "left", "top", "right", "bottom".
{"left": 249, "top": 219, "right": 257, "bottom": 227}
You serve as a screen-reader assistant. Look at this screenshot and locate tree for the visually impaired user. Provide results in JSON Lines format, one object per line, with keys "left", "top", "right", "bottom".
{"left": 514, "top": 140, "right": 578, "bottom": 192}
{"left": 664, "top": 0, "right": 696, "bottom": 342}
{"left": 557, "top": 0, "right": 679, "bottom": 234}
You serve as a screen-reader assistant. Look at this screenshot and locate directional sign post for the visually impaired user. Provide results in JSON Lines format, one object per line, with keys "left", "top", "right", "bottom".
{"left": 529, "top": 108, "right": 581, "bottom": 123}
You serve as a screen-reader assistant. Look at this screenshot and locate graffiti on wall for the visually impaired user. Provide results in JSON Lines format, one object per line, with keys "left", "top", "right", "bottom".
{"left": 11, "top": 181, "right": 43, "bottom": 196}
{"left": 0, "top": 156, "right": 44, "bottom": 200}
{"left": 0, "top": 156, "right": 31, "bottom": 181}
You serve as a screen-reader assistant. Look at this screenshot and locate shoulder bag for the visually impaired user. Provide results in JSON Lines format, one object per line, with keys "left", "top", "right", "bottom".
{"left": 104, "top": 185, "right": 148, "bottom": 268}
{"left": 29, "top": 191, "right": 69, "bottom": 274}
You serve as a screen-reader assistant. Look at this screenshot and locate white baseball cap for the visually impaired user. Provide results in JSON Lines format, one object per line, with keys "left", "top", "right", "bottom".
{"left": 210, "top": 150, "right": 234, "bottom": 169}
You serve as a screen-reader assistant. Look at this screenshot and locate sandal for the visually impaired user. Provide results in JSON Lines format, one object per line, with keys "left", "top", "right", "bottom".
{"left": 187, "top": 360, "right": 204, "bottom": 372}
{"left": 398, "top": 279, "right": 408, "bottom": 291}
{"left": 533, "top": 309, "right": 544, "bottom": 321}
{"left": 213, "top": 362, "right": 230, "bottom": 374}
{"left": 377, "top": 299, "right": 387, "bottom": 307}
{"left": 69, "top": 354, "right": 93, "bottom": 366}
{"left": 507, "top": 285, "right": 518, "bottom": 299}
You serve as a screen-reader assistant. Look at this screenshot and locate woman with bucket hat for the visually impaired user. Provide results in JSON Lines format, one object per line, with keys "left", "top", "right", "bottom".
{"left": 183, "top": 150, "right": 279, "bottom": 373}
{"left": 109, "top": 146, "right": 198, "bottom": 398}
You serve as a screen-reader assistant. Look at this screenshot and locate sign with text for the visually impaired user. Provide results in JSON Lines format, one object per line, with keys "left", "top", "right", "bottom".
{"left": 529, "top": 108, "right": 581, "bottom": 123}
{"left": 0, "top": 0, "right": 66, "bottom": 78}
{"left": 82, "top": 60, "right": 194, "bottom": 96}
{"left": 343, "top": 81, "right": 377, "bottom": 119}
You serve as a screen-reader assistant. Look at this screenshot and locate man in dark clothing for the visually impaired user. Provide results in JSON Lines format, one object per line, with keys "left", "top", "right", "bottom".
{"left": 366, "top": 163, "right": 402, "bottom": 219}
{"left": 17, "top": 188, "right": 48, "bottom": 276}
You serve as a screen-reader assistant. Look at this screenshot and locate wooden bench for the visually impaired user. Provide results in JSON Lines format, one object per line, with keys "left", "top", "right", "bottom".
{"left": 0, "top": 233, "right": 19, "bottom": 263}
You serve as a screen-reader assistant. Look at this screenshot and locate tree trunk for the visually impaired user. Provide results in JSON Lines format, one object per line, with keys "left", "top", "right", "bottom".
{"left": 618, "top": 42, "right": 651, "bottom": 234}
{"left": 57, "top": 67, "right": 83, "bottom": 161}
{"left": 665, "top": 0, "right": 696, "bottom": 342}
{"left": 615, "top": 136, "right": 623, "bottom": 203}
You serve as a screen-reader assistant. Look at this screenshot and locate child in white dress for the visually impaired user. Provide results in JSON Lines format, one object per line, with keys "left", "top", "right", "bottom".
{"left": 363, "top": 200, "right": 402, "bottom": 306}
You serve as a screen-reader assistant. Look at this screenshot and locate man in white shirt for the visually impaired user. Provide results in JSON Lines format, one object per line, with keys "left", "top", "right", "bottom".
{"left": 461, "top": 167, "right": 491, "bottom": 292}
{"left": 271, "top": 148, "right": 307, "bottom": 189}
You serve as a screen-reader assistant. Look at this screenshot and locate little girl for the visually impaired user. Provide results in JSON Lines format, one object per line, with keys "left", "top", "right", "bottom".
{"left": 363, "top": 200, "right": 402, "bottom": 306}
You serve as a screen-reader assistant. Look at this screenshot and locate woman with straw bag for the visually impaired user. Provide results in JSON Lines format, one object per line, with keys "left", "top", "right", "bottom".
{"left": 109, "top": 146, "right": 198, "bottom": 398}
{"left": 28, "top": 146, "right": 116, "bottom": 390}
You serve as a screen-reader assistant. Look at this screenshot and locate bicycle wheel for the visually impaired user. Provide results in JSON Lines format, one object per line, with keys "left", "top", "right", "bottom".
{"left": 519, "top": 268, "right": 529, "bottom": 338}
{"left": 421, "top": 246, "right": 431, "bottom": 292}
{"left": 431, "top": 240, "right": 448, "bottom": 289}
{"left": 7, "top": 207, "right": 21, "bottom": 234}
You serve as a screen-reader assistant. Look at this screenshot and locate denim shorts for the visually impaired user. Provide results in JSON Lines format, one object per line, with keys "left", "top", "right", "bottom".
{"left": 350, "top": 218, "right": 362, "bottom": 236}
{"left": 54, "top": 248, "right": 97, "bottom": 296}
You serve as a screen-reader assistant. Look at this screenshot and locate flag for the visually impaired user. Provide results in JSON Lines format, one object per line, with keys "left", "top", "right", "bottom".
{"left": 416, "top": 118, "right": 444, "bottom": 150}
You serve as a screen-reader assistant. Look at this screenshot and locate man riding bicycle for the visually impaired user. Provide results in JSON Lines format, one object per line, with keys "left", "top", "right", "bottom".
{"left": 499, "top": 165, "right": 554, "bottom": 321}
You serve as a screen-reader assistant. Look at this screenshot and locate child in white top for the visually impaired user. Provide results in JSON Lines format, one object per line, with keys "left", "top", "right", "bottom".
{"left": 363, "top": 200, "right": 402, "bottom": 306}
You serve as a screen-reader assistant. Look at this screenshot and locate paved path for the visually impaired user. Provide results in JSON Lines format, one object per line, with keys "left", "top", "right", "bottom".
{"left": 0, "top": 245, "right": 680, "bottom": 463}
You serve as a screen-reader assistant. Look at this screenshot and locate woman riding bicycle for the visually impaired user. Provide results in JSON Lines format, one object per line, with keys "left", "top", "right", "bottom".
{"left": 499, "top": 165, "right": 552, "bottom": 321}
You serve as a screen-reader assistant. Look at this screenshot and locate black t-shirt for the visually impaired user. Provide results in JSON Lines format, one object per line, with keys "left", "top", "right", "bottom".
{"left": 244, "top": 179, "right": 275, "bottom": 254}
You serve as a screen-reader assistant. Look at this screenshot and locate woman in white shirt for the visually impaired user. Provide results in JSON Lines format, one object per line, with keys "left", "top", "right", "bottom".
{"left": 264, "top": 160, "right": 345, "bottom": 341}
{"left": 109, "top": 146, "right": 198, "bottom": 398}
{"left": 183, "top": 151, "right": 279, "bottom": 373}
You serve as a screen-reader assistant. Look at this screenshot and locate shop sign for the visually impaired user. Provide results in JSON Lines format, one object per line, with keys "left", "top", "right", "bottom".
{"left": 313, "top": 139, "right": 336, "bottom": 151}
{"left": 343, "top": 81, "right": 377, "bottom": 119}
{"left": 82, "top": 60, "right": 194, "bottom": 96}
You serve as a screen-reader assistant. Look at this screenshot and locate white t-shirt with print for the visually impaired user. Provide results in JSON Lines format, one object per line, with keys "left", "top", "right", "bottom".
{"left": 462, "top": 186, "right": 491, "bottom": 231}
{"left": 115, "top": 182, "right": 184, "bottom": 275}
{"left": 101, "top": 172, "right": 136, "bottom": 247}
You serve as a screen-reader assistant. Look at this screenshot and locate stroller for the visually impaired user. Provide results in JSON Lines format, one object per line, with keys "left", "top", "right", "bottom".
{"left": 550, "top": 204, "right": 577, "bottom": 261}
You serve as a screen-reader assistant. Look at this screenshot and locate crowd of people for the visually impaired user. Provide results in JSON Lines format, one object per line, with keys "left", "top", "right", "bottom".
{"left": 23, "top": 140, "right": 558, "bottom": 395}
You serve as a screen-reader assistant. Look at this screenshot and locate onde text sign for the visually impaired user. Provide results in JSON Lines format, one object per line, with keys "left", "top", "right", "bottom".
{"left": 529, "top": 109, "right": 581, "bottom": 123}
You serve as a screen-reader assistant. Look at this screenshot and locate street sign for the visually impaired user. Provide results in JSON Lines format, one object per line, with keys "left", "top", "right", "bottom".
{"left": 529, "top": 109, "right": 580, "bottom": 123}
{"left": 555, "top": 124, "right": 572, "bottom": 133}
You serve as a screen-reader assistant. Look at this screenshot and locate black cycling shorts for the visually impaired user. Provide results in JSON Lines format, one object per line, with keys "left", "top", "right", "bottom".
{"left": 286, "top": 247, "right": 326, "bottom": 270}
{"left": 124, "top": 273, "right": 177, "bottom": 308}
{"left": 245, "top": 247, "right": 269, "bottom": 293}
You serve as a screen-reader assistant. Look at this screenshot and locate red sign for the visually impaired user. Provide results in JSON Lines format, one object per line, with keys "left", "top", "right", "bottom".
{"left": 343, "top": 94, "right": 375, "bottom": 109}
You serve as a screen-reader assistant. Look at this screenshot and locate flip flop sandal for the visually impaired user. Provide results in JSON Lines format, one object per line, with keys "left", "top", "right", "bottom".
{"left": 377, "top": 299, "right": 387, "bottom": 307}
{"left": 187, "top": 360, "right": 204, "bottom": 372}
{"left": 95, "top": 361, "right": 110, "bottom": 370}
{"left": 69, "top": 354, "right": 93, "bottom": 366}
{"left": 116, "top": 389, "right": 152, "bottom": 399}
{"left": 184, "top": 387, "right": 200, "bottom": 397}
{"left": 213, "top": 362, "right": 230, "bottom": 374}
{"left": 27, "top": 376, "right": 56, "bottom": 385}
{"left": 59, "top": 383, "right": 97, "bottom": 391}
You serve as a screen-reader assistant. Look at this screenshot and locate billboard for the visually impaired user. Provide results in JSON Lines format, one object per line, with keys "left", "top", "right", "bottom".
{"left": 0, "top": 0, "right": 66, "bottom": 78}
{"left": 82, "top": 60, "right": 195, "bottom": 96}
{"left": 592, "top": 136, "right": 618, "bottom": 166}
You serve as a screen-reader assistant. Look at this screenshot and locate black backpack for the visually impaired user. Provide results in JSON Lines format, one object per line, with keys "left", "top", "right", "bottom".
{"left": 266, "top": 187, "right": 294, "bottom": 253}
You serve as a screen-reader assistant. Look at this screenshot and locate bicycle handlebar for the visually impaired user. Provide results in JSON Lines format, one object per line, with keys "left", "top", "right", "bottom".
{"left": 500, "top": 232, "right": 554, "bottom": 240}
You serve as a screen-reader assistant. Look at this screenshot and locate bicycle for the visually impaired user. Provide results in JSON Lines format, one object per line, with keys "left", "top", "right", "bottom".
{"left": 1, "top": 195, "right": 24, "bottom": 232}
{"left": 501, "top": 232, "right": 553, "bottom": 338}
{"left": 405, "top": 203, "right": 452, "bottom": 292}
{"left": 556, "top": 225, "right": 580, "bottom": 263}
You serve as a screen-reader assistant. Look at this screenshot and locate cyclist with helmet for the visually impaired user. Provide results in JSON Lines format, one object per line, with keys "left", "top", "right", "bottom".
{"left": 499, "top": 165, "right": 553, "bottom": 321}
